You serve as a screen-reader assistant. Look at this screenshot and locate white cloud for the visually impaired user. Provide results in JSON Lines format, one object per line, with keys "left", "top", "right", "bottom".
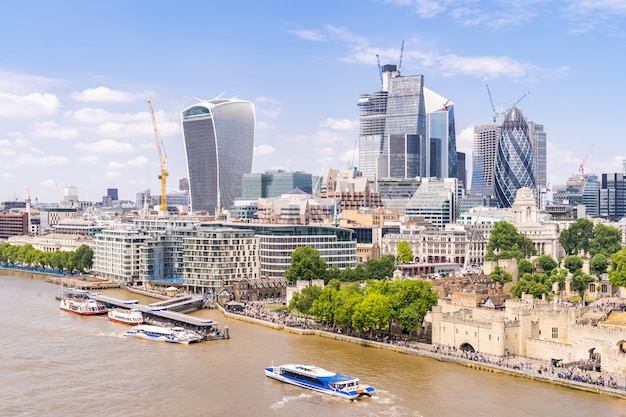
{"left": 321, "top": 117, "right": 357, "bottom": 130}
{"left": 254, "top": 144, "right": 275, "bottom": 156}
{"left": 78, "top": 155, "right": 99, "bottom": 165}
{"left": 0, "top": 93, "right": 61, "bottom": 118}
{"left": 30, "top": 121, "right": 80, "bottom": 140}
{"left": 71, "top": 86, "right": 147, "bottom": 102}
{"left": 0, "top": 70, "right": 64, "bottom": 94}
{"left": 14, "top": 154, "right": 69, "bottom": 167}
{"left": 68, "top": 107, "right": 117, "bottom": 124}
{"left": 127, "top": 155, "right": 149, "bottom": 167}
{"left": 74, "top": 139, "right": 135, "bottom": 153}
{"left": 287, "top": 28, "right": 325, "bottom": 41}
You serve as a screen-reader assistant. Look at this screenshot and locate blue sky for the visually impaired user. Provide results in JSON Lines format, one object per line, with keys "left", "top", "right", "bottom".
{"left": 1, "top": 0, "right": 625, "bottom": 204}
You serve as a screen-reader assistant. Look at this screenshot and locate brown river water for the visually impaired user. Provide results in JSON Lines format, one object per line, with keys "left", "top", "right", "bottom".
{"left": 1, "top": 274, "right": 624, "bottom": 417}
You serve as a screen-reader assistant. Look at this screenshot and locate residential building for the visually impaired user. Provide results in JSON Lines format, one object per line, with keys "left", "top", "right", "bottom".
{"left": 183, "top": 228, "right": 260, "bottom": 293}
{"left": 93, "top": 228, "right": 150, "bottom": 283}
{"left": 181, "top": 98, "right": 255, "bottom": 214}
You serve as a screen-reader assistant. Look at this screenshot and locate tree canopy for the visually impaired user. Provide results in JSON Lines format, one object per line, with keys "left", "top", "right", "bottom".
{"left": 559, "top": 218, "right": 594, "bottom": 256}
{"left": 491, "top": 265, "right": 513, "bottom": 289}
{"left": 396, "top": 241, "right": 414, "bottom": 264}
{"left": 485, "top": 221, "right": 536, "bottom": 261}
{"left": 536, "top": 254, "right": 558, "bottom": 275}
{"left": 609, "top": 247, "right": 626, "bottom": 288}
{"left": 589, "top": 224, "right": 622, "bottom": 258}
{"left": 284, "top": 246, "right": 327, "bottom": 283}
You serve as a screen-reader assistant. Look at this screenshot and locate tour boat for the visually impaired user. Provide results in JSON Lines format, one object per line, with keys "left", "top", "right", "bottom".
{"left": 107, "top": 308, "right": 143, "bottom": 325}
{"left": 59, "top": 296, "right": 108, "bottom": 316}
{"left": 124, "top": 324, "right": 204, "bottom": 344}
{"left": 264, "top": 364, "right": 376, "bottom": 400}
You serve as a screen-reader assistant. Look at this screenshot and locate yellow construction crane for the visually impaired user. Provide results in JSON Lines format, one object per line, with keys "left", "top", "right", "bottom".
{"left": 147, "top": 98, "right": 168, "bottom": 214}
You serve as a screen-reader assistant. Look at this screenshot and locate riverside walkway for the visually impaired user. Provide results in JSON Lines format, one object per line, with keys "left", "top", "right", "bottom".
{"left": 220, "top": 301, "right": 626, "bottom": 400}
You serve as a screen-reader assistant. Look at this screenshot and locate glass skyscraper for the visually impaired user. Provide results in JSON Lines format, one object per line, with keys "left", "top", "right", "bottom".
{"left": 425, "top": 87, "right": 457, "bottom": 180}
{"left": 181, "top": 99, "right": 255, "bottom": 214}
{"left": 470, "top": 123, "right": 499, "bottom": 196}
{"left": 494, "top": 106, "right": 535, "bottom": 208}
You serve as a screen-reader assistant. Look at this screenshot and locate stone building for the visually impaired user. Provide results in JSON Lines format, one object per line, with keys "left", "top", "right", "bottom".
{"left": 431, "top": 295, "right": 626, "bottom": 375}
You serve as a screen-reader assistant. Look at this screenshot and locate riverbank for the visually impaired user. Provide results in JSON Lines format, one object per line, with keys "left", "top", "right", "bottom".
{"left": 218, "top": 305, "right": 626, "bottom": 400}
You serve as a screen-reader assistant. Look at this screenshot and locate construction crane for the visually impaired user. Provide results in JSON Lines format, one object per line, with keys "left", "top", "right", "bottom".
{"left": 578, "top": 144, "right": 593, "bottom": 176}
{"left": 485, "top": 84, "right": 498, "bottom": 122}
{"left": 147, "top": 98, "right": 168, "bottom": 215}
{"left": 376, "top": 54, "right": 383, "bottom": 88}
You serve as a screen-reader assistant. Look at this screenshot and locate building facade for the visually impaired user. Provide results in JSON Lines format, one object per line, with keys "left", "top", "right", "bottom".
{"left": 93, "top": 228, "right": 150, "bottom": 283}
{"left": 181, "top": 98, "right": 255, "bottom": 214}
{"left": 494, "top": 106, "right": 535, "bottom": 208}
{"left": 470, "top": 123, "right": 499, "bottom": 196}
{"left": 241, "top": 170, "right": 312, "bottom": 199}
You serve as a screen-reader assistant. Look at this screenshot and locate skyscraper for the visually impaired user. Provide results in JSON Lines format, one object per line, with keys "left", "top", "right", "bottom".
{"left": 425, "top": 87, "right": 457, "bottom": 180}
{"left": 494, "top": 106, "right": 535, "bottom": 208}
{"left": 358, "top": 64, "right": 455, "bottom": 182}
{"left": 470, "top": 123, "right": 499, "bottom": 196}
{"left": 181, "top": 99, "right": 255, "bottom": 214}
{"left": 529, "top": 122, "right": 547, "bottom": 190}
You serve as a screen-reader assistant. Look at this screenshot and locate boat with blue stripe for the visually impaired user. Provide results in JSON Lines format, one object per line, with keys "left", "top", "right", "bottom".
{"left": 264, "top": 364, "right": 375, "bottom": 400}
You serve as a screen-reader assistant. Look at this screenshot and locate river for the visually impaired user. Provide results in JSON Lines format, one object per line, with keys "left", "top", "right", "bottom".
{"left": 1, "top": 274, "right": 624, "bottom": 417}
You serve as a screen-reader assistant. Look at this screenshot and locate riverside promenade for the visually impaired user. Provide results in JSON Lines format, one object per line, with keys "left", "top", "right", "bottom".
{"left": 218, "top": 302, "right": 626, "bottom": 400}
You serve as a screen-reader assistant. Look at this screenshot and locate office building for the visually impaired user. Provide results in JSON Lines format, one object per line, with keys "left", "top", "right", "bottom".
{"left": 405, "top": 177, "right": 459, "bottom": 229}
{"left": 181, "top": 98, "right": 255, "bottom": 214}
{"left": 107, "top": 188, "right": 118, "bottom": 201}
{"left": 241, "top": 170, "right": 312, "bottom": 199}
{"left": 494, "top": 106, "right": 535, "bottom": 208}
{"left": 425, "top": 87, "right": 457, "bottom": 180}
{"left": 529, "top": 122, "right": 547, "bottom": 190}
{"left": 456, "top": 152, "right": 466, "bottom": 190}
{"left": 599, "top": 173, "right": 626, "bottom": 221}
{"left": 0, "top": 212, "right": 28, "bottom": 239}
{"left": 470, "top": 123, "right": 499, "bottom": 196}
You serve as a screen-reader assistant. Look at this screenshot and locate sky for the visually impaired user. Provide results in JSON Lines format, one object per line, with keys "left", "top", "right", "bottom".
{"left": 1, "top": 0, "right": 625, "bottom": 204}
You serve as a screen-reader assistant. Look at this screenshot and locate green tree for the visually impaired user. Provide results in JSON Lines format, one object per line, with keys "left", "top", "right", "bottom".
{"left": 310, "top": 285, "right": 339, "bottom": 323}
{"left": 517, "top": 259, "right": 534, "bottom": 276}
{"left": 284, "top": 246, "right": 327, "bottom": 283}
{"left": 72, "top": 244, "right": 93, "bottom": 273}
{"left": 609, "top": 247, "right": 626, "bottom": 288}
{"left": 333, "top": 284, "right": 364, "bottom": 327}
{"left": 572, "top": 272, "right": 595, "bottom": 303}
{"left": 352, "top": 292, "right": 392, "bottom": 337}
{"left": 590, "top": 253, "right": 609, "bottom": 278}
{"left": 550, "top": 268, "right": 568, "bottom": 298}
{"left": 486, "top": 221, "right": 536, "bottom": 261}
{"left": 511, "top": 279, "right": 550, "bottom": 299}
{"left": 288, "top": 284, "right": 323, "bottom": 317}
{"left": 563, "top": 255, "right": 584, "bottom": 274}
{"left": 589, "top": 223, "right": 622, "bottom": 258}
{"left": 366, "top": 255, "right": 396, "bottom": 280}
{"left": 490, "top": 265, "right": 513, "bottom": 289}
{"left": 536, "top": 254, "right": 558, "bottom": 274}
{"left": 558, "top": 218, "right": 594, "bottom": 256}
{"left": 396, "top": 241, "right": 414, "bottom": 264}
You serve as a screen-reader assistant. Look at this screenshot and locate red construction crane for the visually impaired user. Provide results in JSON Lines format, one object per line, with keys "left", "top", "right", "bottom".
{"left": 578, "top": 145, "right": 593, "bottom": 176}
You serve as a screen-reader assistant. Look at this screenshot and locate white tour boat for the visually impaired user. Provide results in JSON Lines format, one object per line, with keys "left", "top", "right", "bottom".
{"left": 59, "top": 295, "right": 108, "bottom": 316}
{"left": 124, "top": 324, "right": 204, "bottom": 344}
{"left": 264, "top": 364, "right": 376, "bottom": 400}
{"left": 107, "top": 308, "right": 143, "bottom": 325}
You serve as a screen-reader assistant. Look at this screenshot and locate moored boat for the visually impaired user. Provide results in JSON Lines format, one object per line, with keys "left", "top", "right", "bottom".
{"left": 264, "top": 364, "right": 376, "bottom": 400}
{"left": 124, "top": 324, "right": 203, "bottom": 344}
{"left": 108, "top": 308, "right": 143, "bottom": 325}
{"left": 59, "top": 296, "right": 108, "bottom": 316}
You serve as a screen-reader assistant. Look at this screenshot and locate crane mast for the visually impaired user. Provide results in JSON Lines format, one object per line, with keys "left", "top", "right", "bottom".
{"left": 147, "top": 98, "right": 168, "bottom": 215}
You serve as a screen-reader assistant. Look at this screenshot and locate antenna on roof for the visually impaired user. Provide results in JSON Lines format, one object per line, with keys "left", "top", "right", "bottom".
{"left": 398, "top": 40, "right": 404, "bottom": 76}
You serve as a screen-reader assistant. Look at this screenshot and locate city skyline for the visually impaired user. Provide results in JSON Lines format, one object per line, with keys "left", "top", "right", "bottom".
{"left": 1, "top": 1, "right": 625, "bottom": 203}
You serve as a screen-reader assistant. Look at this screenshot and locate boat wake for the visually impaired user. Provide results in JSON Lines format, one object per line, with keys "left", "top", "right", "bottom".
{"left": 270, "top": 392, "right": 313, "bottom": 409}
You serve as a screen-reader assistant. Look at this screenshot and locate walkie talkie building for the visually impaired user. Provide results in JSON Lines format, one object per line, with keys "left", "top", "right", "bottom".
{"left": 181, "top": 99, "right": 255, "bottom": 214}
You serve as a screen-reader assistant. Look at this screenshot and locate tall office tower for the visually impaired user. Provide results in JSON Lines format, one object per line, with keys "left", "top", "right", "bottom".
{"left": 529, "top": 122, "right": 547, "bottom": 189}
{"left": 358, "top": 64, "right": 428, "bottom": 180}
{"left": 424, "top": 87, "right": 457, "bottom": 179}
{"left": 494, "top": 106, "right": 535, "bottom": 208}
{"left": 181, "top": 98, "right": 255, "bottom": 214}
{"left": 456, "top": 152, "right": 466, "bottom": 190}
{"left": 107, "top": 188, "right": 118, "bottom": 201}
{"left": 381, "top": 74, "right": 427, "bottom": 178}
{"left": 470, "top": 124, "right": 499, "bottom": 196}
{"left": 358, "top": 90, "right": 388, "bottom": 180}
{"left": 582, "top": 174, "right": 599, "bottom": 217}
{"left": 599, "top": 173, "right": 626, "bottom": 221}
{"left": 179, "top": 178, "right": 189, "bottom": 192}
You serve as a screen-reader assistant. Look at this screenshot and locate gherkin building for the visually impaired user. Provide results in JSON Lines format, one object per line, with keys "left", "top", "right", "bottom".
{"left": 494, "top": 106, "right": 535, "bottom": 208}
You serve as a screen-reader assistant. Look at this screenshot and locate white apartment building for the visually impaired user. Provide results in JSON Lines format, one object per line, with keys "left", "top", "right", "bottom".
{"left": 93, "top": 228, "right": 150, "bottom": 283}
